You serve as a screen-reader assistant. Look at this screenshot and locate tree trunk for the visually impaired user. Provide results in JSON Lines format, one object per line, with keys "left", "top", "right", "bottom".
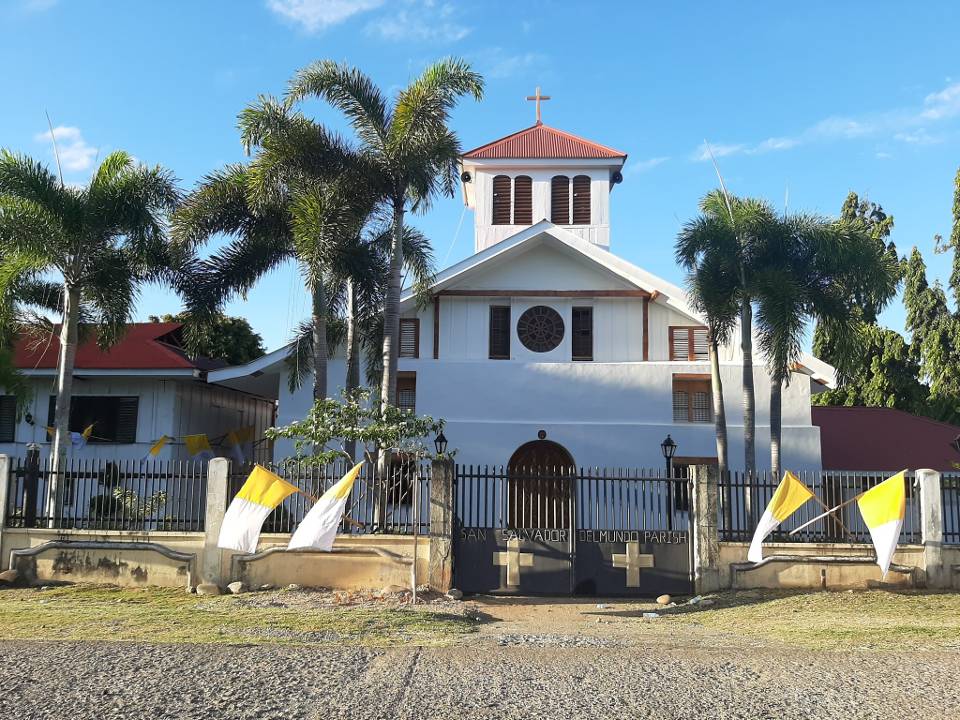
{"left": 380, "top": 198, "right": 405, "bottom": 410}
{"left": 344, "top": 276, "right": 360, "bottom": 461}
{"left": 311, "top": 280, "right": 328, "bottom": 402}
{"left": 47, "top": 283, "right": 80, "bottom": 525}
{"left": 740, "top": 298, "right": 756, "bottom": 523}
{"left": 708, "top": 338, "right": 728, "bottom": 475}
{"left": 770, "top": 375, "right": 782, "bottom": 482}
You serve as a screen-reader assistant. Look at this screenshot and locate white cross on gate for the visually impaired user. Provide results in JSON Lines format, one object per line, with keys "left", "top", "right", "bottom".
{"left": 493, "top": 537, "right": 534, "bottom": 587}
{"left": 611, "top": 544, "right": 655, "bottom": 588}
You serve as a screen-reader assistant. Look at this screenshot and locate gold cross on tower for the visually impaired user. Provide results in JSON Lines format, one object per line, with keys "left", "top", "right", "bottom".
{"left": 493, "top": 537, "right": 535, "bottom": 587}
{"left": 526, "top": 86, "right": 551, "bottom": 124}
{"left": 611, "top": 544, "right": 655, "bottom": 588}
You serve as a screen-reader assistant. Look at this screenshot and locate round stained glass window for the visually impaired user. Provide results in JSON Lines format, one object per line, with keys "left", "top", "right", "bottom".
{"left": 517, "top": 305, "right": 564, "bottom": 352}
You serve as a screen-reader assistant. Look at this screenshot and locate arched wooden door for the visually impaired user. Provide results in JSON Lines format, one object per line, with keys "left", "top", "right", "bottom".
{"left": 507, "top": 440, "right": 575, "bottom": 529}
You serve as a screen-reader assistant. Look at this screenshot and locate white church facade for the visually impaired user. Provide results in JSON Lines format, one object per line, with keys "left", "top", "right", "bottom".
{"left": 212, "top": 116, "right": 836, "bottom": 472}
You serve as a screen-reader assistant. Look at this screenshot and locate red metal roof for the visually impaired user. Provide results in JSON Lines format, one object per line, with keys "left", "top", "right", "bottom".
{"left": 462, "top": 123, "right": 627, "bottom": 160}
{"left": 812, "top": 406, "right": 960, "bottom": 472}
{"left": 14, "top": 323, "right": 206, "bottom": 371}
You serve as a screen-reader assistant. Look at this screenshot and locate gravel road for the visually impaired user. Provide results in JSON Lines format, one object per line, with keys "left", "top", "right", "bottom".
{"left": 1, "top": 639, "right": 957, "bottom": 720}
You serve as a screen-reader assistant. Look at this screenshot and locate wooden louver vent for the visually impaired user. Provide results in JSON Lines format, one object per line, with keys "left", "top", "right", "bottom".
{"left": 572, "top": 175, "right": 591, "bottom": 225}
{"left": 513, "top": 175, "right": 532, "bottom": 225}
{"left": 669, "top": 326, "right": 710, "bottom": 361}
{"left": 399, "top": 319, "right": 419, "bottom": 358}
{"left": 489, "top": 305, "right": 511, "bottom": 359}
{"left": 551, "top": 175, "right": 570, "bottom": 224}
{"left": 571, "top": 306, "right": 593, "bottom": 361}
{"left": 492, "top": 175, "right": 512, "bottom": 225}
{"left": 0, "top": 396, "right": 16, "bottom": 443}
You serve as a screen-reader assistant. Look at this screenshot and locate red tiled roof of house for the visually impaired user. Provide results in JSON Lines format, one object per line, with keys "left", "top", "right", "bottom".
{"left": 462, "top": 123, "right": 627, "bottom": 160}
{"left": 13, "top": 322, "right": 216, "bottom": 371}
{"left": 812, "top": 405, "right": 960, "bottom": 472}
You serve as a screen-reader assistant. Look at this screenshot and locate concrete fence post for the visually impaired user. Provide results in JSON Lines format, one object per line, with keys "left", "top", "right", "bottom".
{"left": 200, "top": 458, "right": 231, "bottom": 588}
{"left": 691, "top": 463, "right": 721, "bottom": 594}
{"left": 0, "top": 454, "right": 9, "bottom": 571}
{"left": 428, "top": 458, "right": 455, "bottom": 592}
{"left": 917, "top": 468, "right": 946, "bottom": 588}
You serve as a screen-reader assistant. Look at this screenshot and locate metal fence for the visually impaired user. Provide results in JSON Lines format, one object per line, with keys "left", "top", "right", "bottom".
{"left": 228, "top": 460, "right": 430, "bottom": 536}
{"left": 719, "top": 470, "right": 922, "bottom": 544}
{"left": 5, "top": 456, "right": 207, "bottom": 532}
{"left": 943, "top": 473, "right": 960, "bottom": 545}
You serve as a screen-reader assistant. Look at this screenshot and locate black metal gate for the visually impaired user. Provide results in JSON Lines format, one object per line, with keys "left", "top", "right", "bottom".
{"left": 454, "top": 465, "right": 692, "bottom": 597}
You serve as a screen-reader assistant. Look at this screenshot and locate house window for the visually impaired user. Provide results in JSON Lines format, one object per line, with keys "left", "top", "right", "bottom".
{"left": 513, "top": 175, "right": 532, "bottom": 225}
{"left": 489, "top": 305, "right": 511, "bottom": 359}
{"left": 0, "top": 396, "right": 16, "bottom": 442}
{"left": 492, "top": 175, "right": 512, "bottom": 225}
{"left": 672, "top": 376, "right": 712, "bottom": 423}
{"left": 572, "top": 306, "right": 593, "bottom": 361}
{"left": 47, "top": 396, "right": 139, "bottom": 443}
{"left": 669, "top": 326, "right": 710, "bottom": 361}
{"left": 572, "top": 175, "right": 591, "bottom": 225}
{"left": 551, "top": 175, "right": 570, "bottom": 224}
{"left": 397, "top": 373, "right": 416, "bottom": 414}
{"left": 517, "top": 305, "right": 564, "bottom": 353}
{"left": 399, "top": 318, "right": 419, "bottom": 358}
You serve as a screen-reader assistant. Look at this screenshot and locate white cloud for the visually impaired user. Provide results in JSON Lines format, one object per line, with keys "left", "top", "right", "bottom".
{"left": 624, "top": 156, "right": 669, "bottom": 175}
{"left": 476, "top": 49, "right": 547, "bottom": 80}
{"left": 875, "top": 151, "right": 893, "bottom": 160}
{"left": 34, "top": 126, "right": 97, "bottom": 172}
{"left": 265, "top": 0, "right": 383, "bottom": 32}
{"left": 367, "top": 1, "right": 470, "bottom": 42}
{"left": 691, "top": 79, "right": 960, "bottom": 162}
{"left": 23, "top": 0, "right": 58, "bottom": 11}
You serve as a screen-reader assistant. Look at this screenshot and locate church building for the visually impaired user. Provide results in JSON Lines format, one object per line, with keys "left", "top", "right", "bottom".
{"left": 212, "top": 96, "right": 836, "bottom": 472}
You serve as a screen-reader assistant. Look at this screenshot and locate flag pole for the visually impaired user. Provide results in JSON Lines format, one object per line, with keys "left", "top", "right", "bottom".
{"left": 810, "top": 495, "right": 854, "bottom": 539}
{"left": 789, "top": 493, "right": 863, "bottom": 536}
{"left": 411, "top": 468, "right": 419, "bottom": 605}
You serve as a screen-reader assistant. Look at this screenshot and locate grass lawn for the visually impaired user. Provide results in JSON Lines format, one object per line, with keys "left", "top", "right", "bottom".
{"left": 657, "top": 589, "right": 960, "bottom": 650}
{"left": 0, "top": 584, "right": 478, "bottom": 647}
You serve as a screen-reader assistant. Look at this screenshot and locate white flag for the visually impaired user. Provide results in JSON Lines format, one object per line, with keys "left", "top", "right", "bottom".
{"left": 288, "top": 463, "right": 363, "bottom": 551}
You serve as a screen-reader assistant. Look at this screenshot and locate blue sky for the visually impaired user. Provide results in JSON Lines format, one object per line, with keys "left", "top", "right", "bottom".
{"left": 4, "top": 0, "right": 960, "bottom": 352}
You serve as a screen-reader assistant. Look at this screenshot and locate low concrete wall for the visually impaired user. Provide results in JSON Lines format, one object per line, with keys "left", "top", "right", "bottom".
{"left": 720, "top": 542, "right": 924, "bottom": 590}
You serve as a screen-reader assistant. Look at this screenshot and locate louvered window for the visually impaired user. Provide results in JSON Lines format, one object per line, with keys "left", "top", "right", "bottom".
{"left": 572, "top": 306, "right": 593, "bottom": 361}
{"left": 397, "top": 373, "right": 416, "bottom": 413}
{"left": 672, "top": 377, "right": 712, "bottom": 423}
{"left": 0, "top": 396, "right": 16, "bottom": 442}
{"left": 551, "top": 176, "right": 570, "bottom": 224}
{"left": 572, "top": 175, "right": 591, "bottom": 225}
{"left": 492, "top": 175, "right": 512, "bottom": 225}
{"left": 489, "top": 305, "right": 511, "bottom": 359}
{"left": 399, "top": 318, "right": 419, "bottom": 358}
{"left": 669, "top": 326, "right": 710, "bottom": 361}
{"left": 47, "top": 395, "right": 139, "bottom": 443}
{"left": 513, "top": 175, "right": 532, "bottom": 225}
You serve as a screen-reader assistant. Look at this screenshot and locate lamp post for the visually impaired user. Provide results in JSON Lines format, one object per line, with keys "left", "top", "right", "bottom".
{"left": 661, "top": 434, "right": 678, "bottom": 531}
{"left": 434, "top": 430, "right": 448, "bottom": 457}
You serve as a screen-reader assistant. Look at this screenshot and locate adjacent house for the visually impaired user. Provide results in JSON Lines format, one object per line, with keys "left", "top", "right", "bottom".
{"left": 2, "top": 322, "right": 275, "bottom": 463}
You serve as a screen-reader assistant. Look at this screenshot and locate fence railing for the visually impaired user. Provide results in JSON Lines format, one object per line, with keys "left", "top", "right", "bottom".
{"left": 5, "top": 457, "right": 207, "bottom": 532}
{"left": 229, "top": 460, "right": 431, "bottom": 536}
{"left": 943, "top": 473, "right": 960, "bottom": 545}
{"left": 719, "top": 470, "right": 922, "bottom": 544}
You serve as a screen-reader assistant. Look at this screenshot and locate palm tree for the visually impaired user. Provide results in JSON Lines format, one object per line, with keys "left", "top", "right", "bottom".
{"left": 173, "top": 99, "right": 368, "bottom": 402}
{"left": 285, "top": 58, "right": 483, "bottom": 408}
{"left": 677, "top": 190, "right": 777, "bottom": 478}
{"left": 753, "top": 214, "right": 899, "bottom": 479}
{"left": 0, "top": 150, "right": 178, "bottom": 522}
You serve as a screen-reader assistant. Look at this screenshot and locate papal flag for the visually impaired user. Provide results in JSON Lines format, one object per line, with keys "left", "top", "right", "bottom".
{"left": 218, "top": 465, "right": 299, "bottom": 554}
{"left": 184, "top": 433, "right": 214, "bottom": 461}
{"left": 857, "top": 471, "right": 906, "bottom": 577}
{"left": 142, "top": 435, "right": 170, "bottom": 462}
{"left": 288, "top": 463, "right": 364, "bottom": 551}
{"left": 226, "top": 426, "right": 255, "bottom": 465}
{"left": 748, "top": 471, "right": 815, "bottom": 562}
{"left": 46, "top": 424, "right": 94, "bottom": 450}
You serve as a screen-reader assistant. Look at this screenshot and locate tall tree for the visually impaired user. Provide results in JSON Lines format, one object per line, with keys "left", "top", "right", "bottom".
{"left": 149, "top": 312, "right": 265, "bottom": 365}
{"left": 0, "top": 150, "right": 178, "bottom": 479}
{"left": 285, "top": 58, "right": 483, "bottom": 409}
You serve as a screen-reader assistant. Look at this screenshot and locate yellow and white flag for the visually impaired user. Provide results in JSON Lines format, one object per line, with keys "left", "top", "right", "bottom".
{"left": 184, "top": 433, "right": 214, "bottom": 461}
{"left": 857, "top": 471, "right": 906, "bottom": 577}
{"left": 288, "top": 463, "right": 364, "bottom": 551}
{"left": 46, "top": 424, "right": 94, "bottom": 450}
{"left": 218, "top": 465, "right": 299, "bottom": 553}
{"left": 142, "top": 435, "right": 170, "bottom": 462}
{"left": 748, "top": 471, "right": 815, "bottom": 562}
{"left": 226, "top": 426, "right": 255, "bottom": 465}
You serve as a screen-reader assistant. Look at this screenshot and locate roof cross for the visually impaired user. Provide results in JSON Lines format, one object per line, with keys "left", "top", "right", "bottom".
{"left": 526, "top": 86, "right": 551, "bottom": 124}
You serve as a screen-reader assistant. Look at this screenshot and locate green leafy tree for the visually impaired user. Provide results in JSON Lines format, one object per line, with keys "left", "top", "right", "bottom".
{"left": 0, "top": 150, "right": 178, "bottom": 485}
{"left": 149, "top": 312, "right": 265, "bottom": 366}
{"left": 285, "top": 58, "right": 483, "bottom": 411}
